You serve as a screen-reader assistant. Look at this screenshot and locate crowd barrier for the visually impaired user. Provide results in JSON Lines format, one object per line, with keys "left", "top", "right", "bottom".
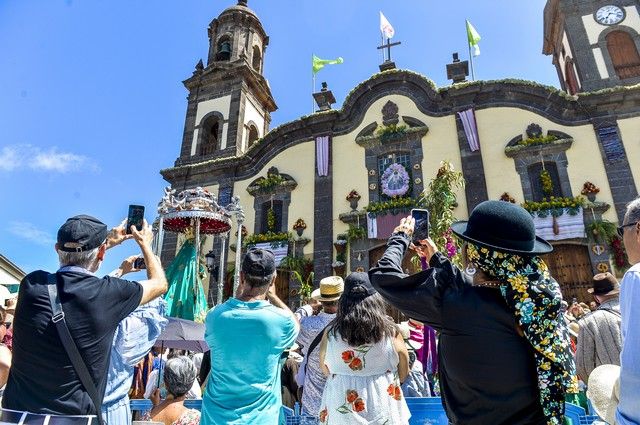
{"left": 129, "top": 398, "right": 602, "bottom": 425}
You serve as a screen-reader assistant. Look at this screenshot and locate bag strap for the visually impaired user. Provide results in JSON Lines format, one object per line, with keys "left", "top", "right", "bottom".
{"left": 304, "top": 325, "right": 329, "bottom": 374}
{"left": 46, "top": 273, "right": 105, "bottom": 425}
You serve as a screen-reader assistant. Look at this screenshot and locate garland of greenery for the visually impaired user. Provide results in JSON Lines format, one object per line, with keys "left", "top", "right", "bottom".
{"left": 243, "top": 231, "right": 291, "bottom": 247}
{"left": 375, "top": 124, "right": 408, "bottom": 144}
{"left": 415, "top": 161, "right": 465, "bottom": 265}
{"left": 365, "top": 197, "right": 416, "bottom": 217}
{"left": 540, "top": 169, "right": 553, "bottom": 196}
{"left": 516, "top": 134, "right": 558, "bottom": 147}
{"left": 256, "top": 174, "right": 285, "bottom": 191}
{"left": 267, "top": 208, "right": 276, "bottom": 232}
{"left": 347, "top": 224, "right": 367, "bottom": 241}
{"left": 522, "top": 196, "right": 585, "bottom": 217}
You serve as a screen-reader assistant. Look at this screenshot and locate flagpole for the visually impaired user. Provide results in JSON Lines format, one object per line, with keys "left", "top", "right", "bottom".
{"left": 312, "top": 54, "right": 315, "bottom": 113}
{"left": 467, "top": 21, "right": 476, "bottom": 81}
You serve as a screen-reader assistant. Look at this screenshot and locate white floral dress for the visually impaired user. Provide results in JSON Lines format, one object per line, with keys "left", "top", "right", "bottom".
{"left": 319, "top": 332, "right": 410, "bottom": 425}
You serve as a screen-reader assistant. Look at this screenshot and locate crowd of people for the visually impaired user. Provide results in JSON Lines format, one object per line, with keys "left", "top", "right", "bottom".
{"left": 0, "top": 197, "right": 638, "bottom": 424}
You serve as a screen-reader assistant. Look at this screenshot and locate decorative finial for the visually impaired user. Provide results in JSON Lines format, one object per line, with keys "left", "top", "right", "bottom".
{"left": 238, "top": 0, "right": 248, "bottom": 6}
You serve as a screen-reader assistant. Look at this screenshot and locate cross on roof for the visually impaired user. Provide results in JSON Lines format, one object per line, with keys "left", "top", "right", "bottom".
{"left": 377, "top": 38, "right": 401, "bottom": 63}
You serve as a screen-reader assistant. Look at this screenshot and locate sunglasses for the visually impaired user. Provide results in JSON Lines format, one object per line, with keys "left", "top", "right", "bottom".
{"left": 617, "top": 221, "right": 639, "bottom": 237}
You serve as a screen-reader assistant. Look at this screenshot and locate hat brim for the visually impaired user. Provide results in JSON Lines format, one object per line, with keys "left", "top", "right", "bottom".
{"left": 311, "top": 288, "right": 342, "bottom": 302}
{"left": 451, "top": 221, "right": 553, "bottom": 255}
{"left": 587, "top": 288, "right": 620, "bottom": 296}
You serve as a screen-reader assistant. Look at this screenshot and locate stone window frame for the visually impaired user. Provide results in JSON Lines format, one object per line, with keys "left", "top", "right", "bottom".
{"left": 194, "top": 111, "right": 225, "bottom": 156}
{"left": 505, "top": 130, "right": 574, "bottom": 202}
{"left": 596, "top": 25, "right": 640, "bottom": 85}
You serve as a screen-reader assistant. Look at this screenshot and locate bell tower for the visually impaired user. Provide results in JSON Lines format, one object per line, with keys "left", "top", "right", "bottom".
{"left": 175, "top": 0, "right": 277, "bottom": 164}
{"left": 543, "top": 0, "right": 640, "bottom": 93}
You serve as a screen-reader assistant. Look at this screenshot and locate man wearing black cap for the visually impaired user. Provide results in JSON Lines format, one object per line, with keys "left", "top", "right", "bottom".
{"left": 201, "top": 248, "right": 299, "bottom": 425}
{"left": 2, "top": 215, "right": 168, "bottom": 424}
{"left": 575, "top": 272, "right": 622, "bottom": 381}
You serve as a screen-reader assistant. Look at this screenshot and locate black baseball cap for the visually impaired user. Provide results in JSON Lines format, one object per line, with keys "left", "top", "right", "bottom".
{"left": 57, "top": 215, "right": 108, "bottom": 252}
{"left": 242, "top": 248, "right": 276, "bottom": 277}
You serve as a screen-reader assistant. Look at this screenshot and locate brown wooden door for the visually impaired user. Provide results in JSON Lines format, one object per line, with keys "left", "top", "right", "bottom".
{"left": 541, "top": 244, "right": 593, "bottom": 304}
{"left": 607, "top": 31, "right": 640, "bottom": 79}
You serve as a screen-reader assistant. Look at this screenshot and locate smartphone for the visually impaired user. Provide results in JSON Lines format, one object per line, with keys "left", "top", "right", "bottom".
{"left": 411, "top": 208, "right": 430, "bottom": 244}
{"left": 126, "top": 205, "right": 145, "bottom": 235}
{"left": 134, "top": 256, "right": 146, "bottom": 270}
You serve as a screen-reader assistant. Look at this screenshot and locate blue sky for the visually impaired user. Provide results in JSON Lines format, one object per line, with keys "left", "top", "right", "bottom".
{"left": 0, "top": 0, "right": 555, "bottom": 276}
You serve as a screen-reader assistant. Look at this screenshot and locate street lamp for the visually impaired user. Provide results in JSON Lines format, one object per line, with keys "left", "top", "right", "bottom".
{"left": 205, "top": 250, "right": 216, "bottom": 274}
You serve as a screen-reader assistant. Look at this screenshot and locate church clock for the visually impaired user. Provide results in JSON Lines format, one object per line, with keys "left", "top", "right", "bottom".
{"left": 595, "top": 5, "right": 625, "bottom": 25}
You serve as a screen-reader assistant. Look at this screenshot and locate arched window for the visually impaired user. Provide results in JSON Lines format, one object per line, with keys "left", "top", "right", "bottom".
{"left": 216, "top": 36, "right": 232, "bottom": 61}
{"left": 200, "top": 117, "right": 220, "bottom": 156}
{"left": 564, "top": 58, "right": 579, "bottom": 95}
{"left": 606, "top": 30, "right": 640, "bottom": 79}
{"left": 247, "top": 124, "right": 259, "bottom": 148}
{"left": 252, "top": 46, "right": 261, "bottom": 72}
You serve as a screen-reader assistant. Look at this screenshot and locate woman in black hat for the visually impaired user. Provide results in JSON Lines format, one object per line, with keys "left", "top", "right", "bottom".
{"left": 369, "top": 200, "right": 577, "bottom": 425}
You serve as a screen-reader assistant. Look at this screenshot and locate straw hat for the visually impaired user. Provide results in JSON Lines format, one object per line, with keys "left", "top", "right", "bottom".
{"left": 587, "top": 364, "right": 620, "bottom": 425}
{"left": 398, "top": 321, "right": 424, "bottom": 351}
{"left": 311, "top": 276, "right": 344, "bottom": 302}
{"left": 568, "top": 322, "right": 580, "bottom": 339}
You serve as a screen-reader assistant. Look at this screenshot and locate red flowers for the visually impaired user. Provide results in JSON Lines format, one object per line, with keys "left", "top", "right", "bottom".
{"left": 338, "top": 390, "right": 366, "bottom": 415}
{"left": 387, "top": 383, "right": 402, "bottom": 401}
{"left": 341, "top": 350, "right": 355, "bottom": 363}
{"left": 346, "top": 390, "right": 358, "bottom": 403}
{"left": 319, "top": 408, "right": 328, "bottom": 422}
{"left": 348, "top": 358, "right": 363, "bottom": 371}
{"left": 354, "top": 398, "right": 366, "bottom": 412}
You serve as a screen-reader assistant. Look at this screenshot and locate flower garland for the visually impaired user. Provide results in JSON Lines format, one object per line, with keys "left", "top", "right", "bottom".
{"left": 380, "top": 163, "right": 410, "bottom": 197}
{"left": 365, "top": 197, "right": 415, "bottom": 217}
{"left": 540, "top": 170, "right": 553, "bottom": 196}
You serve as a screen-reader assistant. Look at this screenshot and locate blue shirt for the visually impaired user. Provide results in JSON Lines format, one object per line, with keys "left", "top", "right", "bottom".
{"left": 617, "top": 263, "right": 640, "bottom": 425}
{"left": 201, "top": 298, "right": 298, "bottom": 425}
{"left": 102, "top": 297, "right": 167, "bottom": 425}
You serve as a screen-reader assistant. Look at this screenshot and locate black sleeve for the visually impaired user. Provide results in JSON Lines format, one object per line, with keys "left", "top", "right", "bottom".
{"left": 369, "top": 233, "right": 466, "bottom": 331}
{"left": 102, "top": 276, "right": 143, "bottom": 323}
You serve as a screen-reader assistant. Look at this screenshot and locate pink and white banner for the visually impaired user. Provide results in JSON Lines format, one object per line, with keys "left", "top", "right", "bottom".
{"left": 316, "top": 136, "right": 329, "bottom": 176}
{"left": 457, "top": 109, "right": 480, "bottom": 152}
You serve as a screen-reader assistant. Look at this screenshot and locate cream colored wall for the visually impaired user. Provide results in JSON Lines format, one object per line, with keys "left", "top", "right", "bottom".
{"left": 333, "top": 94, "right": 467, "bottom": 242}
{"left": 192, "top": 95, "right": 231, "bottom": 153}
{"left": 233, "top": 141, "right": 316, "bottom": 256}
{"left": 616, "top": 117, "right": 640, "bottom": 206}
{"left": 0, "top": 268, "right": 20, "bottom": 286}
{"left": 561, "top": 31, "right": 583, "bottom": 85}
{"left": 475, "top": 107, "right": 617, "bottom": 222}
{"left": 241, "top": 96, "right": 265, "bottom": 152}
{"left": 593, "top": 47, "right": 609, "bottom": 79}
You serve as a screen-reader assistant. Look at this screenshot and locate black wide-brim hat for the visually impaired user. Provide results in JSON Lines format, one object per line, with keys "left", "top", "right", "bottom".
{"left": 451, "top": 200, "right": 553, "bottom": 255}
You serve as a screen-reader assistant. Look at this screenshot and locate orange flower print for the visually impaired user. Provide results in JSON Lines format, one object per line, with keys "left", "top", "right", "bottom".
{"left": 341, "top": 350, "right": 355, "bottom": 363}
{"left": 346, "top": 389, "right": 358, "bottom": 403}
{"left": 354, "top": 398, "right": 366, "bottom": 413}
{"left": 319, "top": 408, "right": 328, "bottom": 423}
{"left": 393, "top": 386, "right": 402, "bottom": 401}
{"left": 348, "top": 357, "right": 363, "bottom": 370}
{"left": 387, "top": 384, "right": 395, "bottom": 396}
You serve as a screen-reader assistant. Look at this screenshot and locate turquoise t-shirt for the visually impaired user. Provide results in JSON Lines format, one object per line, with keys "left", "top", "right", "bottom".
{"left": 201, "top": 298, "right": 298, "bottom": 425}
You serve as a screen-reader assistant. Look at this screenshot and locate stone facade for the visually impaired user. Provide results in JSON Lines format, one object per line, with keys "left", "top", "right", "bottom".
{"left": 161, "top": 0, "right": 640, "bottom": 305}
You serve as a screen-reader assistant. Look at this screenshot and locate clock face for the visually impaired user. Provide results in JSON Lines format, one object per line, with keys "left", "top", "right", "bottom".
{"left": 595, "top": 5, "right": 625, "bottom": 25}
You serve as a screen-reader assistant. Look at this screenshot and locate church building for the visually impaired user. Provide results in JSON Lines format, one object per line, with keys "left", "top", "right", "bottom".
{"left": 161, "top": 0, "right": 640, "bottom": 306}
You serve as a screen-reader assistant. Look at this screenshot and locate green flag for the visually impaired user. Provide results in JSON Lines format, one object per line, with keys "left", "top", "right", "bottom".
{"left": 312, "top": 55, "right": 344, "bottom": 74}
{"left": 466, "top": 20, "right": 481, "bottom": 57}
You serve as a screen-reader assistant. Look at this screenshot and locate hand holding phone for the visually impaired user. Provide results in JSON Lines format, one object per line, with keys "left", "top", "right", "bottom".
{"left": 134, "top": 256, "right": 146, "bottom": 270}
{"left": 126, "top": 205, "right": 145, "bottom": 235}
{"left": 411, "top": 208, "right": 430, "bottom": 244}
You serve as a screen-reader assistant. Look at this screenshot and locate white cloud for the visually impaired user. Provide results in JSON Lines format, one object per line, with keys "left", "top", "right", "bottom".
{"left": 8, "top": 221, "right": 56, "bottom": 246}
{"left": 0, "top": 144, "right": 97, "bottom": 173}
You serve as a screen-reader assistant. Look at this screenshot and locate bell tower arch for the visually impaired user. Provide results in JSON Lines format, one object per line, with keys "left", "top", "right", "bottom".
{"left": 176, "top": 0, "right": 276, "bottom": 163}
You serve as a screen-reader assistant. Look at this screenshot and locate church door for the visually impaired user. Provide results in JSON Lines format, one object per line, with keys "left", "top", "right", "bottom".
{"left": 541, "top": 244, "right": 593, "bottom": 304}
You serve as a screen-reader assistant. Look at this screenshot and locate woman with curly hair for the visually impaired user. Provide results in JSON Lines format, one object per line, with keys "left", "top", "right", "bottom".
{"left": 370, "top": 201, "right": 578, "bottom": 425}
{"left": 317, "top": 272, "right": 410, "bottom": 424}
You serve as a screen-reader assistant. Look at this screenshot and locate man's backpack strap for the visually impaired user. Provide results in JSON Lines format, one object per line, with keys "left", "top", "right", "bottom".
{"left": 46, "top": 273, "right": 105, "bottom": 425}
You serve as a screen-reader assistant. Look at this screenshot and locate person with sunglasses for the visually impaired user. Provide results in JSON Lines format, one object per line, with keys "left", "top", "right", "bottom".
{"left": 614, "top": 198, "right": 640, "bottom": 425}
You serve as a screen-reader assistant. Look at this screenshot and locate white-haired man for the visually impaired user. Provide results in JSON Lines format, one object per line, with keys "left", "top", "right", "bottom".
{"left": 2, "top": 215, "right": 168, "bottom": 424}
{"left": 616, "top": 198, "right": 640, "bottom": 424}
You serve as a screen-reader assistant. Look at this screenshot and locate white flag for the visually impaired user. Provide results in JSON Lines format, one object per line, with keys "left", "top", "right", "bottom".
{"left": 380, "top": 11, "right": 394, "bottom": 39}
